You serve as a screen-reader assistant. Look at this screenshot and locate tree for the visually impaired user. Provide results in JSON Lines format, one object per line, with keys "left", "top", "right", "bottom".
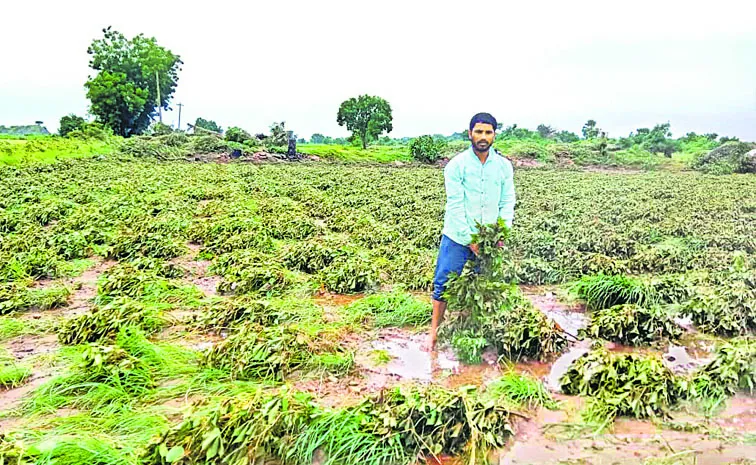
{"left": 267, "top": 122, "right": 289, "bottom": 147}
{"left": 536, "top": 124, "right": 556, "bottom": 139}
{"left": 59, "top": 114, "right": 87, "bottom": 136}
{"left": 555, "top": 130, "right": 580, "bottom": 143}
{"left": 336, "top": 95, "right": 393, "bottom": 149}
{"left": 84, "top": 26, "right": 182, "bottom": 137}
{"left": 310, "top": 133, "right": 326, "bottom": 144}
{"left": 195, "top": 118, "right": 222, "bottom": 134}
{"left": 582, "top": 120, "right": 600, "bottom": 139}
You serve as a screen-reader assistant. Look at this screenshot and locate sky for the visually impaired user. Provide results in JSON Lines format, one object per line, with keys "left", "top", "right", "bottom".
{"left": 1, "top": 0, "right": 755, "bottom": 140}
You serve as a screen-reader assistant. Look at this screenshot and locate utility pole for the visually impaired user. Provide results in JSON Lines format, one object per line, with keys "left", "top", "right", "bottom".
{"left": 176, "top": 103, "right": 184, "bottom": 131}
{"left": 155, "top": 70, "right": 162, "bottom": 123}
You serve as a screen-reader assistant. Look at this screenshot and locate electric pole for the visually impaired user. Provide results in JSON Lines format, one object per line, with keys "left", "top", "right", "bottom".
{"left": 155, "top": 70, "right": 162, "bottom": 123}
{"left": 176, "top": 103, "right": 184, "bottom": 131}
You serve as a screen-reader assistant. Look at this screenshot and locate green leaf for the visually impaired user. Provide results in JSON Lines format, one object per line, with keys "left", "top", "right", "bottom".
{"left": 165, "top": 445, "right": 185, "bottom": 462}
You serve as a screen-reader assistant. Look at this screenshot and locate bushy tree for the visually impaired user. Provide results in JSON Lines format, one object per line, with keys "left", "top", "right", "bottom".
{"left": 195, "top": 118, "right": 222, "bottom": 134}
{"left": 582, "top": 120, "right": 600, "bottom": 139}
{"left": 85, "top": 26, "right": 182, "bottom": 137}
{"left": 536, "top": 124, "right": 556, "bottom": 139}
{"left": 310, "top": 133, "right": 326, "bottom": 144}
{"left": 59, "top": 114, "right": 87, "bottom": 137}
{"left": 336, "top": 95, "right": 393, "bottom": 149}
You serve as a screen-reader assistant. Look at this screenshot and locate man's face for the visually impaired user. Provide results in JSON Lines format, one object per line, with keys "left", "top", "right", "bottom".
{"left": 468, "top": 123, "right": 495, "bottom": 152}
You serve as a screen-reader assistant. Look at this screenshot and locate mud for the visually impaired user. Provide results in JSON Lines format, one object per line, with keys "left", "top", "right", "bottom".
{"left": 3, "top": 334, "right": 60, "bottom": 362}
{"left": 23, "top": 258, "right": 115, "bottom": 321}
{"left": 171, "top": 242, "right": 219, "bottom": 297}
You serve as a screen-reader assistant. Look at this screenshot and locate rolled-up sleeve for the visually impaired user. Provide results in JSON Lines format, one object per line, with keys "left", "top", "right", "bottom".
{"left": 498, "top": 161, "right": 516, "bottom": 228}
{"left": 444, "top": 161, "right": 475, "bottom": 245}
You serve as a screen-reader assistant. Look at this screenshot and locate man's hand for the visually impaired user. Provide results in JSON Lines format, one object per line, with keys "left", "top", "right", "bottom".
{"left": 469, "top": 243, "right": 479, "bottom": 256}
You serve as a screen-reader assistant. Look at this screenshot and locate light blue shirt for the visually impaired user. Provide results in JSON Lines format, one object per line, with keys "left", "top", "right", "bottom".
{"left": 441, "top": 146, "right": 516, "bottom": 246}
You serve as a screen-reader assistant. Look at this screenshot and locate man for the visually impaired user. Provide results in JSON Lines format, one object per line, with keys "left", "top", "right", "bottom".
{"left": 426, "top": 112, "right": 516, "bottom": 352}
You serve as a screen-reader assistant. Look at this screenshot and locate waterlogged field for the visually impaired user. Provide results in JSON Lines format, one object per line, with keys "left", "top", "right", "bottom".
{"left": 0, "top": 159, "right": 754, "bottom": 464}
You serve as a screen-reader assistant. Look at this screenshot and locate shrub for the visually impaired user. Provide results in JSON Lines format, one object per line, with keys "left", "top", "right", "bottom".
{"left": 224, "top": 127, "right": 252, "bottom": 143}
{"left": 693, "top": 141, "right": 756, "bottom": 174}
{"left": 408, "top": 135, "right": 447, "bottom": 163}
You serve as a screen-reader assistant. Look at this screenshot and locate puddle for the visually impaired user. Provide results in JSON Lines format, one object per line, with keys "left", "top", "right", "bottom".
{"left": 544, "top": 345, "right": 590, "bottom": 392}
{"left": 355, "top": 328, "right": 500, "bottom": 389}
{"left": 521, "top": 286, "right": 587, "bottom": 339}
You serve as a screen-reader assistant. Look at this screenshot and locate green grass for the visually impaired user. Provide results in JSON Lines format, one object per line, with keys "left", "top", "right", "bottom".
{"left": 0, "top": 137, "right": 114, "bottom": 165}
{"left": 486, "top": 372, "right": 558, "bottom": 409}
{"left": 341, "top": 291, "right": 431, "bottom": 328}
{"left": 298, "top": 144, "right": 413, "bottom": 163}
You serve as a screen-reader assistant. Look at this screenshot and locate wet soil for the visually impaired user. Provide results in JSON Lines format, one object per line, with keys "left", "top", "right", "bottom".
{"left": 171, "top": 242, "right": 220, "bottom": 297}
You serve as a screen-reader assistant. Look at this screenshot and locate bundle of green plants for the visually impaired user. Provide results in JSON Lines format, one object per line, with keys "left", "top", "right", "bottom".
{"left": 680, "top": 279, "right": 756, "bottom": 336}
{"left": 194, "top": 296, "right": 322, "bottom": 331}
{"left": 261, "top": 211, "right": 319, "bottom": 240}
{"left": 214, "top": 258, "right": 291, "bottom": 296}
{"left": 97, "top": 262, "right": 182, "bottom": 299}
{"left": 0, "top": 282, "right": 70, "bottom": 314}
{"left": 296, "top": 385, "right": 513, "bottom": 465}
{"left": 343, "top": 290, "right": 431, "bottom": 328}
{"left": 570, "top": 273, "right": 658, "bottom": 310}
{"left": 143, "top": 387, "right": 316, "bottom": 465}
{"left": 118, "top": 135, "right": 190, "bottom": 160}
{"left": 649, "top": 274, "right": 694, "bottom": 304}
{"left": 189, "top": 215, "right": 273, "bottom": 255}
{"left": 560, "top": 346, "right": 684, "bottom": 422}
{"left": 144, "top": 384, "right": 513, "bottom": 465}
{"left": 440, "top": 220, "right": 566, "bottom": 363}
{"left": 58, "top": 297, "right": 166, "bottom": 345}
{"left": 281, "top": 238, "right": 351, "bottom": 274}
{"left": 201, "top": 322, "right": 352, "bottom": 381}
{"left": 583, "top": 304, "right": 682, "bottom": 346}
{"left": 319, "top": 255, "right": 380, "bottom": 294}
{"left": 128, "top": 256, "right": 185, "bottom": 278}
{"left": 0, "top": 246, "right": 63, "bottom": 281}
{"left": 687, "top": 337, "right": 755, "bottom": 401}
{"left": 108, "top": 221, "right": 187, "bottom": 260}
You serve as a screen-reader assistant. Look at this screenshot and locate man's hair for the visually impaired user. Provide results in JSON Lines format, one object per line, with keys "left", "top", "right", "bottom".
{"left": 469, "top": 113, "right": 497, "bottom": 131}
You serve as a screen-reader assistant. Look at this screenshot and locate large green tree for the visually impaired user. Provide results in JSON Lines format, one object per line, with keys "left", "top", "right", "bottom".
{"left": 84, "top": 27, "right": 182, "bottom": 137}
{"left": 336, "top": 95, "right": 393, "bottom": 149}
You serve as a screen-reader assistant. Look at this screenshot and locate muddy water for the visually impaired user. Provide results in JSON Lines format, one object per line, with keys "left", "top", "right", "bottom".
{"left": 355, "top": 328, "right": 501, "bottom": 390}
{"left": 521, "top": 286, "right": 587, "bottom": 340}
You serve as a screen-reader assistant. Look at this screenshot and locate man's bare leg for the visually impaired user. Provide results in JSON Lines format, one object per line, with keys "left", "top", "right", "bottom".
{"left": 426, "top": 299, "right": 447, "bottom": 352}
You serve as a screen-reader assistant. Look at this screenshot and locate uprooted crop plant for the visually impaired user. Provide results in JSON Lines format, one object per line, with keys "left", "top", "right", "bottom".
{"left": 440, "top": 219, "right": 567, "bottom": 363}
{"left": 143, "top": 384, "right": 514, "bottom": 465}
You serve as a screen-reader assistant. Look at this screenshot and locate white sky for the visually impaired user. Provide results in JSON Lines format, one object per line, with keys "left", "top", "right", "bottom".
{"left": 2, "top": 0, "right": 755, "bottom": 140}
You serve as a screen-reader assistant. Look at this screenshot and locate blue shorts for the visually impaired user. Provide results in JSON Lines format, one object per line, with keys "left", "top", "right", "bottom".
{"left": 432, "top": 235, "right": 475, "bottom": 301}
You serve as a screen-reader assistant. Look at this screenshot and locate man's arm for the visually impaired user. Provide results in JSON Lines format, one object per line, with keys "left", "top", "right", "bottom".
{"left": 498, "top": 161, "right": 516, "bottom": 228}
{"left": 445, "top": 161, "right": 475, "bottom": 246}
